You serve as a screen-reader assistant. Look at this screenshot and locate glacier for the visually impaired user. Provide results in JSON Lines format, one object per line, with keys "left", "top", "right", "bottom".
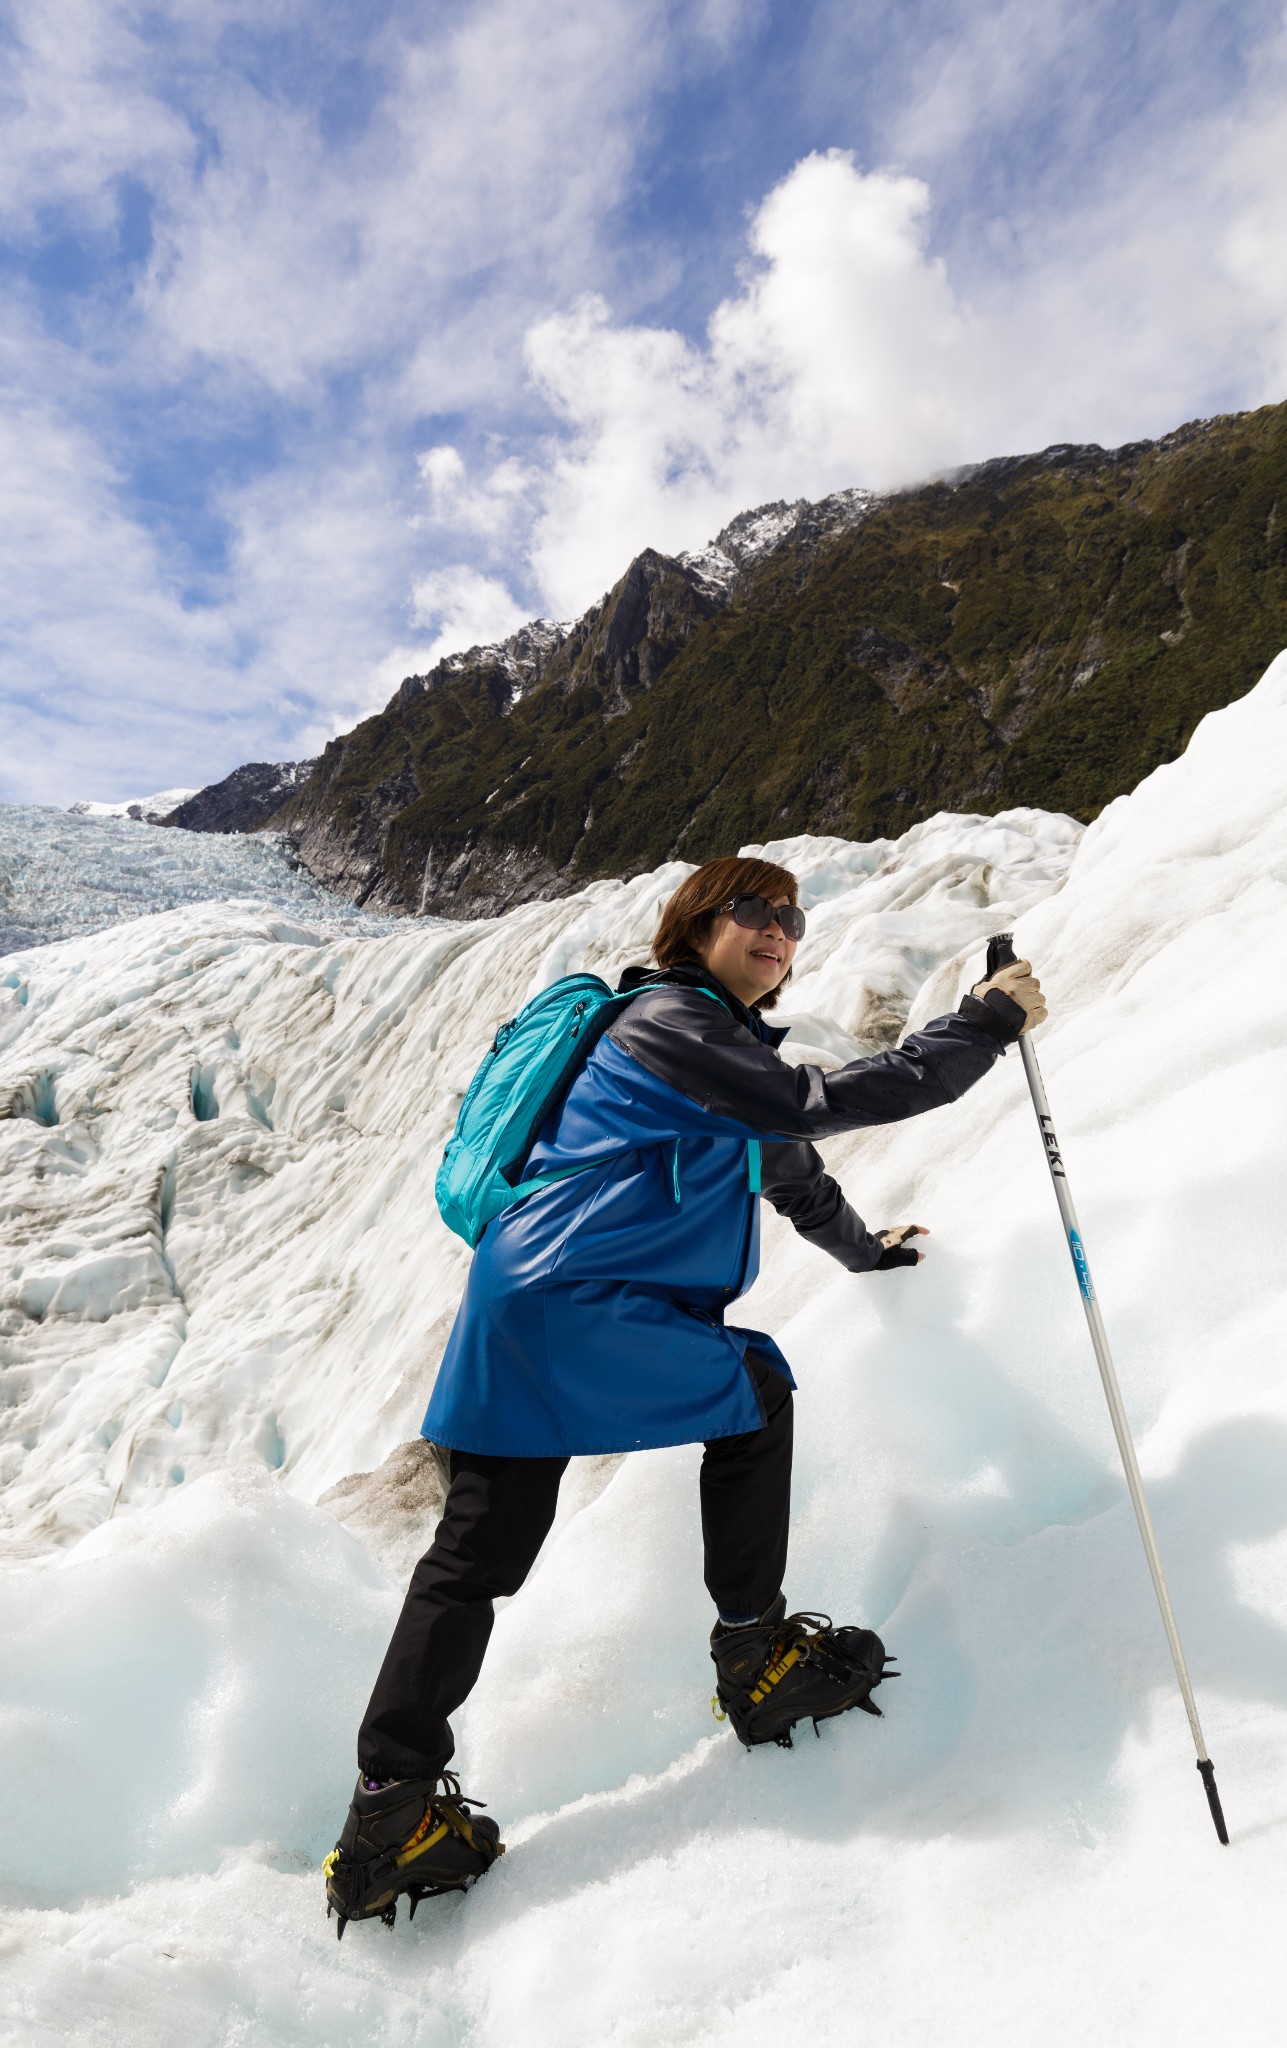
{"left": 1, "top": 658, "right": 1285, "bottom": 2045}
{"left": 0, "top": 805, "right": 397, "bottom": 955}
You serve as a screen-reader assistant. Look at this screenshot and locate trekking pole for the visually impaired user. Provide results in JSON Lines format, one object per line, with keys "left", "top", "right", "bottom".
{"left": 986, "top": 934, "right": 1229, "bottom": 1844}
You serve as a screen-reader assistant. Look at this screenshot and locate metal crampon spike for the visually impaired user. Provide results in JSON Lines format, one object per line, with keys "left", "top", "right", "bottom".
{"left": 335, "top": 1916, "right": 347, "bottom": 1942}
{"left": 857, "top": 1696, "right": 883, "bottom": 1717}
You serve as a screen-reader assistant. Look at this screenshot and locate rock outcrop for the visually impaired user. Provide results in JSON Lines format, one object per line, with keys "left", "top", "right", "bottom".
{"left": 160, "top": 760, "right": 318, "bottom": 835}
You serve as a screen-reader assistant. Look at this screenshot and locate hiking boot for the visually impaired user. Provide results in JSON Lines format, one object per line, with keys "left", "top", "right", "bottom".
{"left": 710, "top": 1594, "right": 897, "bottom": 1749}
{"left": 323, "top": 1770, "right": 503, "bottom": 1936}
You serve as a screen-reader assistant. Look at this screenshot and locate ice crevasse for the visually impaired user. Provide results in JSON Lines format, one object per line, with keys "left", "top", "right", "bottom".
{"left": 1, "top": 658, "right": 1286, "bottom": 2046}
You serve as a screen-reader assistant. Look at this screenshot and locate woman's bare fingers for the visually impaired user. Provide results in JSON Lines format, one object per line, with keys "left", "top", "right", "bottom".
{"left": 878, "top": 1223, "right": 929, "bottom": 1248}
{"left": 975, "top": 958, "right": 1048, "bottom": 1034}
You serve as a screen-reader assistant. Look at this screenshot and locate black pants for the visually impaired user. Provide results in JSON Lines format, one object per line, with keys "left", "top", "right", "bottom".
{"left": 358, "top": 1352, "right": 793, "bottom": 1782}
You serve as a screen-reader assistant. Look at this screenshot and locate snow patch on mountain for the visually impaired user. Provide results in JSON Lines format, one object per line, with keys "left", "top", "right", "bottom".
{"left": 395, "top": 485, "right": 879, "bottom": 709}
{"left": 398, "top": 617, "right": 572, "bottom": 711}
{"left": 680, "top": 487, "right": 880, "bottom": 591}
{"left": 2, "top": 654, "right": 1287, "bottom": 2042}
{"left": 161, "top": 761, "right": 321, "bottom": 835}
{"left": 68, "top": 787, "right": 200, "bottom": 823}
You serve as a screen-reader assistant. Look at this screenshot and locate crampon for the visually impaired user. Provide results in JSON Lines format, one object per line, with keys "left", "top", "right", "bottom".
{"left": 323, "top": 1770, "right": 503, "bottom": 1938}
{"left": 710, "top": 1595, "right": 898, "bottom": 1748}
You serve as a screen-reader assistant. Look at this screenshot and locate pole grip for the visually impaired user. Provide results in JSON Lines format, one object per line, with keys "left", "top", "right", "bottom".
{"left": 986, "top": 931, "right": 1018, "bottom": 977}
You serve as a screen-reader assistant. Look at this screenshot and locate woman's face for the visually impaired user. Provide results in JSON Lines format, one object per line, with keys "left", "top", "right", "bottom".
{"left": 696, "top": 898, "right": 798, "bottom": 1007}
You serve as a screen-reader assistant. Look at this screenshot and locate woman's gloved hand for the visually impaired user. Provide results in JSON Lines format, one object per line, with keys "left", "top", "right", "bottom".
{"left": 970, "top": 957, "right": 1048, "bottom": 1035}
{"left": 875, "top": 1223, "right": 928, "bottom": 1269}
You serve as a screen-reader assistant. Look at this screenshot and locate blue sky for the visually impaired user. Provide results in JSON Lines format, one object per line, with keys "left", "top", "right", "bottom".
{"left": 2, "top": 0, "right": 1285, "bottom": 805}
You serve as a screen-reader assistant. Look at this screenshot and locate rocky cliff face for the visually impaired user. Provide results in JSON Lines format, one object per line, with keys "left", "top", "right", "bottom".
{"left": 269, "top": 400, "right": 1287, "bottom": 918}
{"left": 279, "top": 550, "right": 728, "bottom": 913}
{"left": 160, "top": 760, "right": 318, "bottom": 834}
{"left": 272, "top": 493, "right": 882, "bottom": 914}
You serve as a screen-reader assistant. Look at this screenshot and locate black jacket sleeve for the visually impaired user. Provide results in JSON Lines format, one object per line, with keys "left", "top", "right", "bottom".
{"left": 607, "top": 986, "right": 1018, "bottom": 1142}
{"left": 759, "top": 1140, "right": 885, "bottom": 1272}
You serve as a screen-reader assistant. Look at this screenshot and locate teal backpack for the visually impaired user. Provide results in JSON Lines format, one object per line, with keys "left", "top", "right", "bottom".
{"left": 435, "top": 972, "right": 733, "bottom": 1247}
{"left": 435, "top": 974, "right": 657, "bottom": 1247}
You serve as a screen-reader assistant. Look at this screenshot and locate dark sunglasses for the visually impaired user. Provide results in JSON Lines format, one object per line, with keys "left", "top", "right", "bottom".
{"left": 721, "top": 894, "right": 807, "bottom": 942}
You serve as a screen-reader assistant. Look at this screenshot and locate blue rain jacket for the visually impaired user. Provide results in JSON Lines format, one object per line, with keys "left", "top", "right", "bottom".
{"left": 422, "top": 965, "right": 1017, "bottom": 1457}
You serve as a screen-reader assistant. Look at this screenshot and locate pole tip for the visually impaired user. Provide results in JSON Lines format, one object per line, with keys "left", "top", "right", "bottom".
{"left": 1197, "top": 1758, "right": 1230, "bottom": 1845}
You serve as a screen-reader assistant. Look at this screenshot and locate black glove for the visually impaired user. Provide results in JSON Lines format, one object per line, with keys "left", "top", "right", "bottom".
{"left": 874, "top": 1223, "right": 925, "bottom": 1269}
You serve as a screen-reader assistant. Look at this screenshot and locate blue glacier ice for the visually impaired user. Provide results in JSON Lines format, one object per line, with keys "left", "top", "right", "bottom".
{"left": 0, "top": 806, "right": 394, "bottom": 955}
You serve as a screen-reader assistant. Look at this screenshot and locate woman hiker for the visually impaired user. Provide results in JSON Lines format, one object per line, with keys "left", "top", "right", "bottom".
{"left": 324, "top": 854, "right": 1046, "bottom": 1932}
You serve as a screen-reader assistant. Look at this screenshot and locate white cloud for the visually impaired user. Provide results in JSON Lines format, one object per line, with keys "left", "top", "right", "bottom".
{"left": 126, "top": 0, "right": 701, "bottom": 405}
{"left": 316, "top": 561, "right": 531, "bottom": 735}
{"left": 0, "top": 320, "right": 423, "bottom": 804}
{"left": 0, "top": 1, "right": 193, "bottom": 234}
{"left": 882, "top": 0, "right": 1089, "bottom": 169}
{"left": 709, "top": 156, "right": 968, "bottom": 454}
{"left": 417, "top": 444, "right": 535, "bottom": 539}
{"left": 519, "top": 153, "right": 979, "bottom": 614}
{"left": 0, "top": 387, "right": 234, "bottom": 806}
{"left": 417, "top": 446, "right": 467, "bottom": 502}
{"left": 0, "top": 0, "right": 763, "bottom": 801}
{"left": 409, "top": 566, "right": 529, "bottom": 661}
{"left": 1, "top": 0, "right": 675, "bottom": 403}
{"left": 482, "top": 93, "right": 1287, "bottom": 620}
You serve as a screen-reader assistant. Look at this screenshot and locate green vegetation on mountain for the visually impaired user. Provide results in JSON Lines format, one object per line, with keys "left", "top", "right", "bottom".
{"left": 275, "top": 401, "right": 1287, "bottom": 916}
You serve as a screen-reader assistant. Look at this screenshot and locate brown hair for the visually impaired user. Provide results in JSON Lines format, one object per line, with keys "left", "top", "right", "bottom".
{"left": 652, "top": 854, "right": 800, "bottom": 1009}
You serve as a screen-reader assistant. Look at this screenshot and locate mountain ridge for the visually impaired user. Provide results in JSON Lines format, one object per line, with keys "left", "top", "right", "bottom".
{"left": 161, "top": 759, "right": 318, "bottom": 835}
{"left": 228, "top": 400, "right": 1287, "bottom": 916}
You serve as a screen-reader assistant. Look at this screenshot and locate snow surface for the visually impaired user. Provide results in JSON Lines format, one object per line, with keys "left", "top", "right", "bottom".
{"left": 0, "top": 806, "right": 396, "bottom": 955}
{"left": 67, "top": 790, "right": 200, "bottom": 824}
{"left": 2, "top": 660, "right": 1287, "bottom": 2044}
